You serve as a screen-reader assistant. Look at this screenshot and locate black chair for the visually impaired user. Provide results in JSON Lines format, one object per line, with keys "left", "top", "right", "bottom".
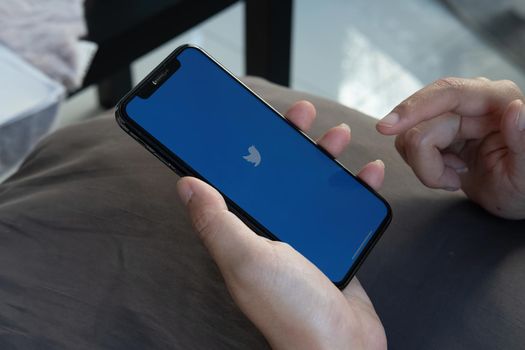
{"left": 80, "top": 0, "right": 293, "bottom": 108}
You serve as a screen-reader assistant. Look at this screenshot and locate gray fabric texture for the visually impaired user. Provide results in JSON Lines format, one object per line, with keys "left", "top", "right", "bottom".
{"left": 0, "top": 77, "right": 523, "bottom": 349}
{"left": 0, "top": 0, "right": 87, "bottom": 89}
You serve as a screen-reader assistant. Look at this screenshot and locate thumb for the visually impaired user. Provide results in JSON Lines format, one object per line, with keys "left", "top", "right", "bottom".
{"left": 501, "top": 99, "right": 525, "bottom": 178}
{"left": 176, "top": 176, "right": 263, "bottom": 274}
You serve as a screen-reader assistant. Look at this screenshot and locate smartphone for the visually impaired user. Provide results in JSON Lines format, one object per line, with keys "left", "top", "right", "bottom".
{"left": 115, "top": 44, "right": 391, "bottom": 288}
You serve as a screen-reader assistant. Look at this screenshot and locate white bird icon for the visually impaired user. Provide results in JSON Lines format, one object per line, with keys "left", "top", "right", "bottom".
{"left": 243, "top": 145, "right": 261, "bottom": 167}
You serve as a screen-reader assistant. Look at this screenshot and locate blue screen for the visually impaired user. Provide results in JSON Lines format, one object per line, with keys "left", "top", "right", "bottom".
{"left": 125, "top": 47, "right": 388, "bottom": 283}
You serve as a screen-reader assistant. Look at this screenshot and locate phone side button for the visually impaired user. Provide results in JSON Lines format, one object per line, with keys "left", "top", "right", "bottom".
{"left": 168, "top": 164, "right": 180, "bottom": 175}
{"left": 167, "top": 164, "right": 183, "bottom": 177}
{"left": 149, "top": 151, "right": 183, "bottom": 177}
{"left": 144, "top": 144, "right": 155, "bottom": 154}
{"left": 128, "top": 131, "right": 140, "bottom": 142}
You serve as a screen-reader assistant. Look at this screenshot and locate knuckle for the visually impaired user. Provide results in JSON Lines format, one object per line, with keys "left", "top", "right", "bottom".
{"left": 496, "top": 79, "right": 523, "bottom": 95}
{"left": 420, "top": 175, "right": 440, "bottom": 189}
{"left": 434, "top": 77, "right": 464, "bottom": 90}
{"left": 192, "top": 208, "right": 227, "bottom": 245}
{"left": 392, "top": 97, "right": 416, "bottom": 117}
{"left": 404, "top": 127, "right": 430, "bottom": 149}
{"left": 393, "top": 100, "right": 410, "bottom": 114}
{"left": 192, "top": 208, "right": 212, "bottom": 233}
{"left": 275, "top": 241, "right": 294, "bottom": 252}
{"left": 499, "top": 79, "right": 519, "bottom": 90}
{"left": 474, "top": 76, "right": 490, "bottom": 82}
{"left": 411, "top": 167, "right": 441, "bottom": 188}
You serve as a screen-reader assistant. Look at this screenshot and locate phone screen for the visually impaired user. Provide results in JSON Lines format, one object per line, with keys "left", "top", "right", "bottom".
{"left": 122, "top": 46, "right": 390, "bottom": 285}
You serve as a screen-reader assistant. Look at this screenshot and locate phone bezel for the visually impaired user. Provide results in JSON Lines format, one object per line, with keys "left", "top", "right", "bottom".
{"left": 115, "top": 44, "right": 392, "bottom": 289}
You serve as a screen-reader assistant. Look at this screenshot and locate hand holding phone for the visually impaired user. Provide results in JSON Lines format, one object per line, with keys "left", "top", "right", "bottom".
{"left": 116, "top": 45, "right": 391, "bottom": 288}
{"left": 176, "top": 100, "right": 387, "bottom": 350}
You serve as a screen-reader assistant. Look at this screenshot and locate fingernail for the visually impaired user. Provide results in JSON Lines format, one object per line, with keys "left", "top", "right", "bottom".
{"left": 374, "top": 159, "right": 385, "bottom": 168}
{"left": 338, "top": 123, "right": 351, "bottom": 132}
{"left": 176, "top": 180, "right": 193, "bottom": 206}
{"left": 454, "top": 166, "right": 468, "bottom": 174}
{"left": 444, "top": 187, "right": 459, "bottom": 192}
{"left": 517, "top": 102, "right": 525, "bottom": 131}
{"left": 378, "top": 112, "right": 399, "bottom": 127}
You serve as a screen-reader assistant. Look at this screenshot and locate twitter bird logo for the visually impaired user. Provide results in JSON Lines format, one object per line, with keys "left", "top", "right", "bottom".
{"left": 243, "top": 145, "right": 261, "bottom": 167}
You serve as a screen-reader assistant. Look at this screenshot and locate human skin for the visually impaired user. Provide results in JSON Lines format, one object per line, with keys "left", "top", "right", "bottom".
{"left": 177, "top": 100, "right": 388, "bottom": 350}
{"left": 377, "top": 77, "right": 525, "bottom": 220}
{"left": 174, "top": 78, "right": 525, "bottom": 349}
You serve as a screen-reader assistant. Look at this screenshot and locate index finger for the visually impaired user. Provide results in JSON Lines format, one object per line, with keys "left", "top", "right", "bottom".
{"left": 376, "top": 77, "right": 524, "bottom": 135}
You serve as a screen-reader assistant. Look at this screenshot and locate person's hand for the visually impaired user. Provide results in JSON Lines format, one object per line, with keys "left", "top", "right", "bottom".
{"left": 377, "top": 77, "right": 525, "bottom": 219}
{"left": 176, "top": 101, "right": 387, "bottom": 350}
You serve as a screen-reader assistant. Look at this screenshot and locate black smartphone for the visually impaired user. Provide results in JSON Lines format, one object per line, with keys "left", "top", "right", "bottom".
{"left": 116, "top": 44, "right": 391, "bottom": 288}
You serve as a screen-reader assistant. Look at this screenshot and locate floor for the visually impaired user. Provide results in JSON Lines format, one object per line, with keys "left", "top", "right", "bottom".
{"left": 57, "top": 0, "right": 525, "bottom": 126}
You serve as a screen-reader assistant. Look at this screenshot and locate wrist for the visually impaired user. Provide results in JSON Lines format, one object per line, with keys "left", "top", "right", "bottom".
{"left": 267, "top": 307, "right": 387, "bottom": 350}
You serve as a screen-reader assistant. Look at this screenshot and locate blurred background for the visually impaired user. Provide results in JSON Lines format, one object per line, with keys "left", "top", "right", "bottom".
{"left": 61, "top": 0, "right": 525, "bottom": 124}
{"left": 2, "top": 0, "right": 525, "bottom": 176}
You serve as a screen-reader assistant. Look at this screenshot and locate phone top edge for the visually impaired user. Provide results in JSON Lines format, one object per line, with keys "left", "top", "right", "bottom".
{"left": 115, "top": 44, "right": 198, "bottom": 113}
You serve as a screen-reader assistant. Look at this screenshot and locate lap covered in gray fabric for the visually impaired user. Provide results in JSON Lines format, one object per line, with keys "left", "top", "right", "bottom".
{"left": 0, "top": 77, "right": 523, "bottom": 349}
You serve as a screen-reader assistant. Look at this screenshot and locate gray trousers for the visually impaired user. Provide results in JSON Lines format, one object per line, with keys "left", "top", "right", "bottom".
{"left": 0, "top": 78, "right": 523, "bottom": 349}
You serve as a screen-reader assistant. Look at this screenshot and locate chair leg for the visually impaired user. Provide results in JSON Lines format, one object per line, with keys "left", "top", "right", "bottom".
{"left": 97, "top": 66, "right": 133, "bottom": 109}
{"left": 245, "top": 0, "right": 292, "bottom": 86}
